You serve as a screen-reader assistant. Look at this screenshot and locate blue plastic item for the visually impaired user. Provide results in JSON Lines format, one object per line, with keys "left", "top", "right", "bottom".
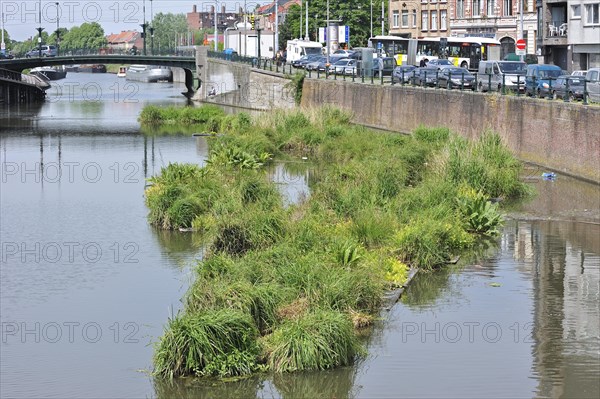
{"left": 542, "top": 172, "right": 557, "bottom": 180}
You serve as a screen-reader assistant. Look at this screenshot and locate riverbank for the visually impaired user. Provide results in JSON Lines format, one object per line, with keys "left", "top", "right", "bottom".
{"left": 141, "top": 105, "right": 530, "bottom": 379}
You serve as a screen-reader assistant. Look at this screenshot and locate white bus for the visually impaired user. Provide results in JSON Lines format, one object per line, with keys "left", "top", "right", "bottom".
{"left": 369, "top": 36, "right": 501, "bottom": 71}
{"left": 286, "top": 39, "right": 323, "bottom": 63}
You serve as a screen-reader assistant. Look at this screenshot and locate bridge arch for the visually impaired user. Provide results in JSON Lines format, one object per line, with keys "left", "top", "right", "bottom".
{"left": 0, "top": 55, "right": 198, "bottom": 97}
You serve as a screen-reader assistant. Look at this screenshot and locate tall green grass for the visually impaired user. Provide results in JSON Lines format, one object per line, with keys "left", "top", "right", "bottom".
{"left": 145, "top": 105, "right": 529, "bottom": 379}
{"left": 266, "top": 310, "right": 362, "bottom": 372}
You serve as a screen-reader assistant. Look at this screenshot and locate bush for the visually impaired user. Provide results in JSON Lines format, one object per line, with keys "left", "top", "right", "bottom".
{"left": 153, "top": 309, "right": 260, "bottom": 379}
{"left": 266, "top": 310, "right": 361, "bottom": 372}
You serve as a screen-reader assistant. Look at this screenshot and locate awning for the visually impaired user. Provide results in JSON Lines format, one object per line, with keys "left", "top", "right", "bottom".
{"left": 573, "top": 44, "right": 600, "bottom": 54}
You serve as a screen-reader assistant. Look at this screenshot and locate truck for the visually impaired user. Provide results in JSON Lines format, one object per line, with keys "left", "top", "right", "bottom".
{"left": 286, "top": 39, "right": 323, "bottom": 63}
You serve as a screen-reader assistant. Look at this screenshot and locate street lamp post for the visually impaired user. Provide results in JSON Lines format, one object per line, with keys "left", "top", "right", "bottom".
{"left": 214, "top": 3, "right": 218, "bottom": 51}
{"left": 381, "top": 1, "right": 384, "bottom": 35}
{"left": 38, "top": 0, "right": 44, "bottom": 57}
{"left": 326, "top": 0, "right": 329, "bottom": 65}
{"left": 275, "top": 0, "right": 279, "bottom": 54}
{"left": 140, "top": 0, "right": 147, "bottom": 55}
{"left": 370, "top": 1, "right": 373, "bottom": 38}
{"left": 150, "top": 0, "right": 154, "bottom": 55}
{"left": 305, "top": 0, "right": 309, "bottom": 39}
{"left": 55, "top": 2, "right": 60, "bottom": 56}
{"left": 1, "top": 0, "right": 6, "bottom": 55}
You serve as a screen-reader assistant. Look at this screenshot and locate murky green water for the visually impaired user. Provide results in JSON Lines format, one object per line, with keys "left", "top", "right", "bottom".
{"left": 1, "top": 74, "right": 598, "bottom": 398}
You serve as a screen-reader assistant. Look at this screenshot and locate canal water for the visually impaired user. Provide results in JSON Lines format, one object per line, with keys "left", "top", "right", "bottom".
{"left": 1, "top": 73, "right": 598, "bottom": 398}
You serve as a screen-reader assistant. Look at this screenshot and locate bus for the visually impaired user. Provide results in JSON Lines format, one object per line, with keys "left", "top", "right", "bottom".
{"left": 368, "top": 36, "right": 501, "bottom": 71}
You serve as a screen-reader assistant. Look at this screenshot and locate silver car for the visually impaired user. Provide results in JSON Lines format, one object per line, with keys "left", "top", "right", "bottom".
{"left": 328, "top": 58, "right": 356, "bottom": 75}
{"left": 25, "top": 45, "right": 57, "bottom": 57}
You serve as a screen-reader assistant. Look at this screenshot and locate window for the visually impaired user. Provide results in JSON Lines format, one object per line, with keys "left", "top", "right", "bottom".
{"left": 503, "top": 0, "right": 512, "bottom": 16}
{"left": 457, "top": 0, "right": 465, "bottom": 18}
{"left": 571, "top": 4, "right": 581, "bottom": 18}
{"left": 473, "top": 0, "right": 480, "bottom": 16}
{"left": 585, "top": 3, "right": 599, "bottom": 24}
{"left": 393, "top": 10, "right": 400, "bottom": 28}
{"left": 431, "top": 11, "right": 438, "bottom": 30}
{"left": 487, "top": 0, "right": 495, "bottom": 16}
{"left": 402, "top": 10, "right": 409, "bottom": 27}
{"left": 422, "top": 11, "right": 429, "bottom": 30}
{"left": 412, "top": 9, "right": 417, "bottom": 27}
{"left": 441, "top": 10, "right": 447, "bottom": 30}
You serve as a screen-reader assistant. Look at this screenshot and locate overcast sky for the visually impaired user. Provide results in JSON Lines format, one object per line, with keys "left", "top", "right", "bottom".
{"left": 2, "top": 1, "right": 270, "bottom": 41}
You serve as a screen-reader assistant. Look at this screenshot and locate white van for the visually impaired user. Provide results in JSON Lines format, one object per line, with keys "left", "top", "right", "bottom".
{"left": 478, "top": 60, "right": 527, "bottom": 92}
{"left": 286, "top": 39, "right": 323, "bottom": 63}
{"left": 585, "top": 68, "right": 600, "bottom": 103}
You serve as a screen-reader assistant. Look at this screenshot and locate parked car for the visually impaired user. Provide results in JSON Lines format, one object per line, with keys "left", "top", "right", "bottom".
{"left": 24, "top": 45, "right": 57, "bottom": 58}
{"left": 329, "top": 58, "right": 356, "bottom": 75}
{"left": 550, "top": 75, "right": 585, "bottom": 101}
{"left": 504, "top": 53, "right": 538, "bottom": 64}
{"left": 0, "top": 51, "right": 14, "bottom": 59}
{"left": 392, "top": 65, "right": 417, "bottom": 83}
{"left": 303, "top": 56, "right": 324, "bottom": 71}
{"left": 478, "top": 60, "right": 526, "bottom": 92}
{"left": 586, "top": 68, "right": 600, "bottom": 102}
{"left": 426, "top": 59, "right": 454, "bottom": 68}
{"left": 410, "top": 67, "right": 440, "bottom": 87}
{"left": 525, "top": 64, "right": 562, "bottom": 97}
{"left": 292, "top": 54, "right": 321, "bottom": 68}
{"left": 333, "top": 49, "right": 354, "bottom": 57}
{"left": 372, "top": 57, "right": 396, "bottom": 77}
{"left": 438, "top": 67, "right": 476, "bottom": 89}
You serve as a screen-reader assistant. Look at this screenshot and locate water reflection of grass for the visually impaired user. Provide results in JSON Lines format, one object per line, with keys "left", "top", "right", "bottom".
{"left": 152, "top": 228, "right": 206, "bottom": 267}
{"left": 153, "top": 375, "right": 262, "bottom": 399}
{"left": 273, "top": 367, "right": 360, "bottom": 399}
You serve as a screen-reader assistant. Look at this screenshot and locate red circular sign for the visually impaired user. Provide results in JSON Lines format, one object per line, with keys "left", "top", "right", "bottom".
{"left": 516, "top": 39, "right": 526, "bottom": 50}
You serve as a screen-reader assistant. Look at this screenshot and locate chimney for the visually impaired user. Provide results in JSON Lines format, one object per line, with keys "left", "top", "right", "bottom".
{"left": 211, "top": 5, "right": 214, "bottom": 13}
{"left": 221, "top": 5, "right": 226, "bottom": 15}
{"left": 193, "top": 5, "right": 197, "bottom": 13}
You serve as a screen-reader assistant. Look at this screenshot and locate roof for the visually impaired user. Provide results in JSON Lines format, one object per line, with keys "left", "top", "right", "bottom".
{"left": 106, "top": 31, "right": 139, "bottom": 44}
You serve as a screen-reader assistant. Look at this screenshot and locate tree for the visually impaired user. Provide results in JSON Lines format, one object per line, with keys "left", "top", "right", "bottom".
{"left": 278, "top": 0, "right": 387, "bottom": 50}
{"left": 61, "top": 22, "right": 106, "bottom": 53}
{"left": 151, "top": 13, "right": 189, "bottom": 54}
{"left": 49, "top": 28, "right": 69, "bottom": 46}
{"left": 1, "top": 29, "right": 10, "bottom": 50}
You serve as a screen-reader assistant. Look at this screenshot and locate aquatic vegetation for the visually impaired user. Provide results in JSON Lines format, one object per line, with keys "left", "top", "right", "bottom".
{"left": 144, "top": 105, "right": 528, "bottom": 379}
{"left": 153, "top": 309, "right": 261, "bottom": 379}
{"left": 265, "top": 310, "right": 362, "bottom": 373}
{"left": 456, "top": 187, "right": 504, "bottom": 236}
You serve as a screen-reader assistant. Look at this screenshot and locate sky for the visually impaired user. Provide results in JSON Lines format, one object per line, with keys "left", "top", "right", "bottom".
{"left": 1, "top": 0, "right": 270, "bottom": 41}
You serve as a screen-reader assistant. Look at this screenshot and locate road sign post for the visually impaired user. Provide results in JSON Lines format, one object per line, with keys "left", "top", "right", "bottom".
{"left": 516, "top": 39, "right": 526, "bottom": 56}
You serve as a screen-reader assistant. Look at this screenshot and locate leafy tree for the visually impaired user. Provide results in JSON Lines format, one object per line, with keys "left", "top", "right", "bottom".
{"left": 278, "top": 0, "right": 387, "bottom": 50}
{"left": 61, "top": 22, "right": 106, "bottom": 52}
{"left": 150, "top": 13, "right": 189, "bottom": 54}
{"left": 1, "top": 29, "right": 10, "bottom": 50}
{"left": 49, "top": 28, "right": 69, "bottom": 46}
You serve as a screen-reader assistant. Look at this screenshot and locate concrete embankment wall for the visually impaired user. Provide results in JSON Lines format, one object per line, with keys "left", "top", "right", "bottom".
{"left": 198, "top": 59, "right": 295, "bottom": 110}
{"left": 301, "top": 79, "right": 600, "bottom": 183}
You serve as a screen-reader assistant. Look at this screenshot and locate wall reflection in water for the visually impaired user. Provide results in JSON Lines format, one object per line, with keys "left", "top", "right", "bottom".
{"left": 508, "top": 220, "right": 600, "bottom": 398}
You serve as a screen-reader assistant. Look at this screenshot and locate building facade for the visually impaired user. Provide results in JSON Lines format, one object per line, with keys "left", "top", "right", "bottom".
{"left": 186, "top": 5, "right": 239, "bottom": 31}
{"left": 389, "top": 0, "right": 451, "bottom": 38}
{"left": 449, "top": 0, "right": 538, "bottom": 58}
{"left": 540, "top": 0, "right": 600, "bottom": 70}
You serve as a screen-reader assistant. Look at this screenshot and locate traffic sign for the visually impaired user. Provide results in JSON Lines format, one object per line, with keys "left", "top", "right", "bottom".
{"left": 516, "top": 39, "right": 526, "bottom": 50}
